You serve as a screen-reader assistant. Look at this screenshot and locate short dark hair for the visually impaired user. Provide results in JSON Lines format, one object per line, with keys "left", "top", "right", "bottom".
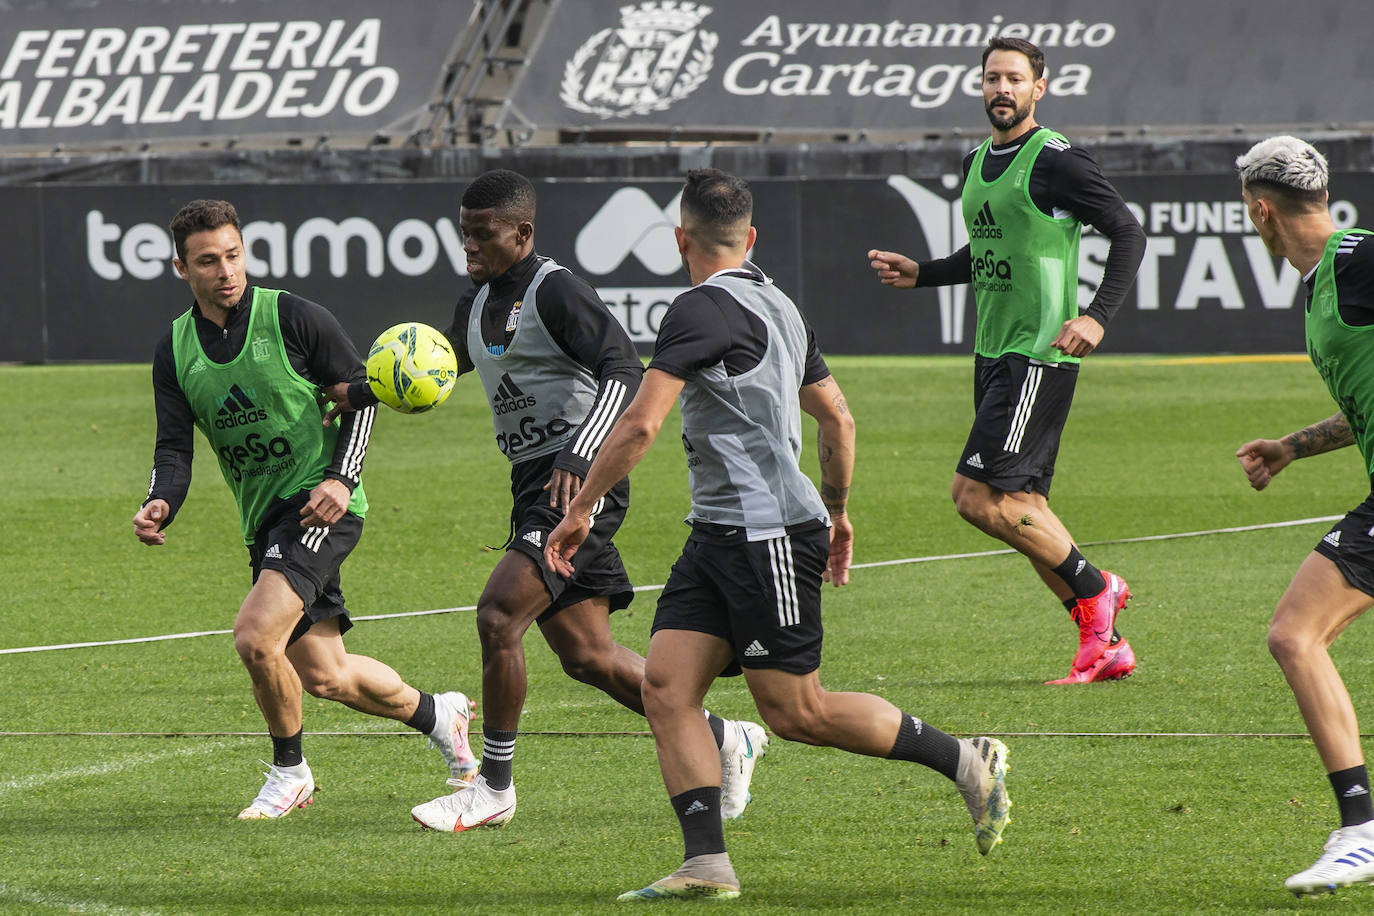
{"left": 982, "top": 37, "right": 1044, "bottom": 80}
{"left": 680, "top": 168, "right": 752, "bottom": 250}
{"left": 169, "top": 199, "right": 241, "bottom": 261}
{"left": 461, "top": 169, "right": 536, "bottom": 223}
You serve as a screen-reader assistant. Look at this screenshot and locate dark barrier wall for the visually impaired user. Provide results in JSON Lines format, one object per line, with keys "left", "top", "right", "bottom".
{"left": 510, "top": 0, "right": 1370, "bottom": 133}
{"left": 0, "top": 0, "right": 459, "bottom": 147}
{"left": 3, "top": 172, "right": 1365, "bottom": 362}
{"left": 1, "top": 187, "right": 45, "bottom": 357}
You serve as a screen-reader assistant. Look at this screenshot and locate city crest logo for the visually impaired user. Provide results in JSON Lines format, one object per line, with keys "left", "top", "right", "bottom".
{"left": 560, "top": 1, "right": 717, "bottom": 119}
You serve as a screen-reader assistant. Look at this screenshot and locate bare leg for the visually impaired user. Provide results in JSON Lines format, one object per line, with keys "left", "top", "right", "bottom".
{"left": 742, "top": 666, "right": 902, "bottom": 756}
{"left": 233, "top": 570, "right": 309, "bottom": 737}
{"left": 952, "top": 473, "right": 1079, "bottom": 578}
{"left": 1268, "top": 552, "right": 1373, "bottom": 773}
{"left": 287, "top": 617, "right": 421, "bottom": 721}
{"left": 539, "top": 598, "right": 647, "bottom": 714}
{"left": 641, "top": 629, "right": 734, "bottom": 795}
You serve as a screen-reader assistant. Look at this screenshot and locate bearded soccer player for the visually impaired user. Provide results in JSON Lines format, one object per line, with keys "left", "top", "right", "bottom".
{"left": 1234, "top": 137, "right": 1374, "bottom": 896}
{"left": 133, "top": 199, "right": 476, "bottom": 819}
{"left": 867, "top": 37, "right": 1146, "bottom": 684}
{"left": 547, "top": 169, "right": 1010, "bottom": 901}
{"left": 327, "top": 170, "right": 767, "bottom": 832}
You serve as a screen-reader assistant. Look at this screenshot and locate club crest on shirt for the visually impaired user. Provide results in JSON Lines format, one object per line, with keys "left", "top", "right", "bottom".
{"left": 506, "top": 300, "right": 523, "bottom": 334}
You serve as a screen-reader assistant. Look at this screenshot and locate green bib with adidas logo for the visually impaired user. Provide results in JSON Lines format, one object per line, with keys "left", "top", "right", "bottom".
{"left": 962, "top": 128, "right": 1083, "bottom": 363}
{"left": 171, "top": 287, "right": 366, "bottom": 544}
{"left": 1306, "top": 228, "right": 1374, "bottom": 477}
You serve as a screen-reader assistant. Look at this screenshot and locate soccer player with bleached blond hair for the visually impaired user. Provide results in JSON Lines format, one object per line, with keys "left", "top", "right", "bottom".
{"left": 1235, "top": 136, "right": 1374, "bottom": 896}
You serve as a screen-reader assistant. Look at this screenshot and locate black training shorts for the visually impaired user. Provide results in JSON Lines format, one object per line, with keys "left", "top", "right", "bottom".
{"left": 248, "top": 489, "right": 359, "bottom": 645}
{"left": 957, "top": 352, "right": 1079, "bottom": 497}
{"left": 505, "top": 452, "right": 634, "bottom": 623}
{"left": 652, "top": 521, "right": 829, "bottom": 676}
{"left": 1314, "top": 489, "right": 1374, "bottom": 599}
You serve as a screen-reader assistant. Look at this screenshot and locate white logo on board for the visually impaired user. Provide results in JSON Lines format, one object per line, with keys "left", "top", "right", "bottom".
{"left": 560, "top": 1, "right": 718, "bottom": 119}
{"left": 575, "top": 188, "right": 683, "bottom": 276}
{"left": 887, "top": 174, "right": 969, "bottom": 345}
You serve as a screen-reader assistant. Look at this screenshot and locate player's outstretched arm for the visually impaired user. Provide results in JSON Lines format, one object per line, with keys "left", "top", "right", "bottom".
{"left": 1236, "top": 412, "right": 1354, "bottom": 491}
{"left": 867, "top": 249, "right": 920, "bottom": 288}
{"left": 800, "top": 374, "right": 855, "bottom": 586}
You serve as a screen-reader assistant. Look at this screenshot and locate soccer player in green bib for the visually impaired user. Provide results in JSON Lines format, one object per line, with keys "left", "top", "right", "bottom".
{"left": 1235, "top": 137, "right": 1374, "bottom": 896}
{"left": 132, "top": 200, "right": 477, "bottom": 820}
{"left": 868, "top": 37, "right": 1146, "bottom": 684}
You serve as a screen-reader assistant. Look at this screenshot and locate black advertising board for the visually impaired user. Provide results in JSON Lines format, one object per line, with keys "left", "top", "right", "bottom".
{"left": 0, "top": 188, "right": 45, "bottom": 358}
{"left": 4, "top": 172, "right": 1366, "bottom": 362}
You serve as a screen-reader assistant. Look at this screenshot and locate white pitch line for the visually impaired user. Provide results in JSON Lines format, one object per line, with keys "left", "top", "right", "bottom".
{"left": 0, "top": 515, "right": 1341, "bottom": 656}
{"left": 849, "top": 514, "right": 1343, "bottom": 570}
{"left": 0, "top": 740, "right": 225, "bottom": 796}
{"left": 0, "top": 882, "right": 147, "bottom": 916}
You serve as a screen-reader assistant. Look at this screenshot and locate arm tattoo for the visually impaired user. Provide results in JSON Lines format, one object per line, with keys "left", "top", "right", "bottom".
{"left": 1287, "top": 412, "right": 1355, "bottom": 458}
{"left": 816, "top": 378, "right": 850, "bottom": 416}
{"left": 821, "top": 482, "right": 849, "bottom": 514}
{"left": 817, "top": 432, "right": 847, "bottom": 513}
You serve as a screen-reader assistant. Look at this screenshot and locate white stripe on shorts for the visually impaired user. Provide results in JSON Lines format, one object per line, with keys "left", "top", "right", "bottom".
{"left": 1003, "top": 364, "right": 1044, "bottom": 454}
{"left": 300, "top": 525, "right": 329, "bottom": 553}
{"left": 766, "top": 535, "right": 800, "bottom": 627}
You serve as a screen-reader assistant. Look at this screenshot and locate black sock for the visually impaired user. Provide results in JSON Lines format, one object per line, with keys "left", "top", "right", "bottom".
{"left": 1054, "top": 548, "right": 1107, "bottom": 600}
{"left": 1330, "top": 765, "right": 1374, "bottom": 827}
{"left": 887, "top": 712, "right": 960, "bottom": 781}
{"left": 480, "top": 727, "right": 518, "bottom": 791}
{"left": 405, "top": 691, "right": 436, "bottom": 735}
{"left": 271, "top": 729, "right": 304, "bottom": 768}
{"left": 704, "top": 712, "right": 727, "bottom": 750}
{"left": 671, "top": 787, "right": 726, "bottom": 858}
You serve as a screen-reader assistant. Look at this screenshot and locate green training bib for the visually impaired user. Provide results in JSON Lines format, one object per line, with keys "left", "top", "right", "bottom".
{"left": 171, "top": 288, "right": 366, "bottom": 544}
{"left": 962, "top": 129, "right": 1084, "bottom": 363}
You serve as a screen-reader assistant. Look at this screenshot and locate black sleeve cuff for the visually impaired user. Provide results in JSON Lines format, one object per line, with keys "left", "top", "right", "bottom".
{"left": 1084, "top": 303, "right": 1116, "bottom": 327}
{"left": 141, "top": 492, "right": 183, "bottom": 530}
{"left": 552, "top": 450, "right": 593, "bottom": 479}
{"left": 347, "top": 381, "right": 380, "bottom": 409}
{"left": 322, "top": 470, "right": 359, "bottom": 493}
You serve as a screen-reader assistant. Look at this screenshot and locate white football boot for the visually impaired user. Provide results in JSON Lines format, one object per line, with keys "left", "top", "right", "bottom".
{"left": 237, "top": 760, "right": 315, "bottom": 820}
{"left": 430, "top": 691, "right": 479, "bottom": 786}
{"left": 955, "top": 737, "right": 1011, "bottom": 855}
{"left": 411, "top": 774, "right": 516, "bottom": 832}
{"left": 719, "top": 719, "right": 769, "bottom": 820}
{"left": 1286, "top": 822, "right": 1374, "bottom": 895}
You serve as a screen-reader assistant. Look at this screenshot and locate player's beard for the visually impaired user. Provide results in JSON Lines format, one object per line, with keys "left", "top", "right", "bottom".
{"left": 985, "top": 95, "right": 1031, "bottom": 131}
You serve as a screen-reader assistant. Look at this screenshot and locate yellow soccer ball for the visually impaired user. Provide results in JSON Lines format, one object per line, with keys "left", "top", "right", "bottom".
{"left": 365, "top": 322, "right": 458, "bottom": 413}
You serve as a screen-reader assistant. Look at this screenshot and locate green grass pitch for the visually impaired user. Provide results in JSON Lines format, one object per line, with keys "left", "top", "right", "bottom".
{"left": 3, "top": 355, "right": 1374, "bottom": 913}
